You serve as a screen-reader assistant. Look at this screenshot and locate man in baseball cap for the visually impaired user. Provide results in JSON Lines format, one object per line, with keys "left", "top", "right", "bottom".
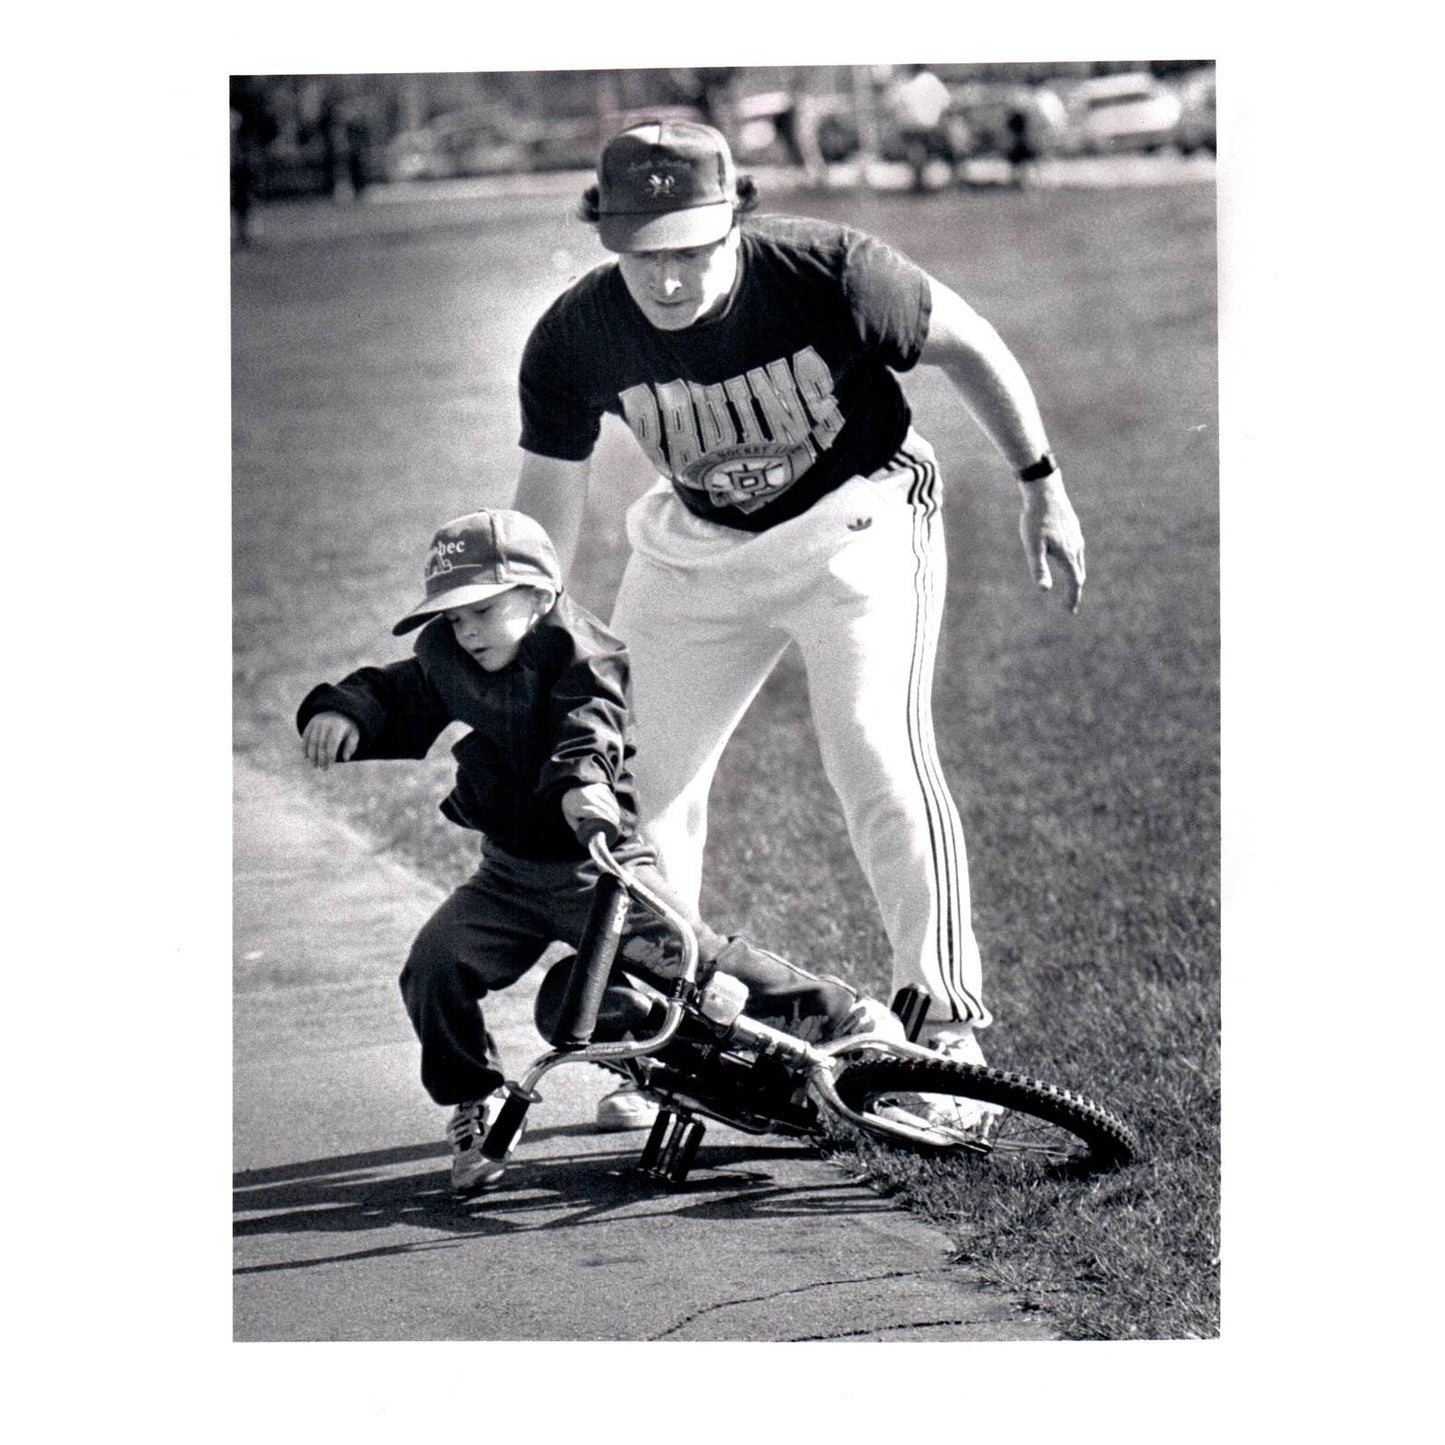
{"left": 593, "top": 119, "right": 741, "bottom": 253}
{"left": 574, "top": 120, "right": 757, "bottom": 332}
{"left": 513, "top": 106, "right": 1089, "bottom": 1121}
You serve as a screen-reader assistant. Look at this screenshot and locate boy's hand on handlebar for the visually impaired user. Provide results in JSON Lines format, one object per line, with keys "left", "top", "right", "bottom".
{"left": 302, "top": 711, "right": 360, "bottom": 770}
{"left": 561, "top": 783, "right": 624, "bottom": 846}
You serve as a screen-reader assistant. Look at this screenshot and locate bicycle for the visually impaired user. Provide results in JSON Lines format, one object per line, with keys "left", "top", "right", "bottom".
{"left": 476, "top": 831, "right": 1141, "bottom": 1186}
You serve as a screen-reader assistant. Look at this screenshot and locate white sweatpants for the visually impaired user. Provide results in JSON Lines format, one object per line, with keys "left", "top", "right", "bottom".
{"left": 609, "top": 431, "right": 988, "bottom": 1028}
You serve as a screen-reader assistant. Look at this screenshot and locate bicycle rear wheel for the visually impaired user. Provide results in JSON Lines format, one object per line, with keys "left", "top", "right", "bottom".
{"left": 834, "top": 1056, "right": 1139, "bottom": 1171}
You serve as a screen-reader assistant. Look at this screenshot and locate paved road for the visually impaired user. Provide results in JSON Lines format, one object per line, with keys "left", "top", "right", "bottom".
{"left": 233, "top": 757, "right": 1054, "bottom": 1342}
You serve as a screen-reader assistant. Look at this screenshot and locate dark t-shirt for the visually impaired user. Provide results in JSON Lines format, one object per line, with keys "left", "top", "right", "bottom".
{"left": 518, "top": 215, "right": 933, "bottom": 531}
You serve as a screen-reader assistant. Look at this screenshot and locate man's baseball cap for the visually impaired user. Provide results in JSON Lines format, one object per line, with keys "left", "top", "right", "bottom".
{"left": 595, "top": 120, "right": 738, "bottom": 253}
{"left": 392, "top": 510, "right": 561, "bottom": 636}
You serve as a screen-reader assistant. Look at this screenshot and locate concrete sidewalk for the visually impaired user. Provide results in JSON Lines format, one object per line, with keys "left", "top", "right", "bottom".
{"left": 232, "top": 756, "right": 1053, "bottom": 1342}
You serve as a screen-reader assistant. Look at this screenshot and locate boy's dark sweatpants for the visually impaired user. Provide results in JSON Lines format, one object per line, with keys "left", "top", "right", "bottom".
{"left": 399, "top": 840, "right": 856, "bottom": 1106}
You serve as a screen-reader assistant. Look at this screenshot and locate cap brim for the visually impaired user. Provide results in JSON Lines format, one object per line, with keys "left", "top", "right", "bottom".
{"left": 391, "top": 580, "right": 522, "bottom": 636}
{"left": 598, "top": 200, "right": 733, "bottom": 254}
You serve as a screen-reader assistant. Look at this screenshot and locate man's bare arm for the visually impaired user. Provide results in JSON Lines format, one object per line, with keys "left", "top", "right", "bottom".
{"left": 512, "top": 451, "right": 592, "bottom": 578}
{"left": 919, "top": 276, "right": 1085, "bottom": 612}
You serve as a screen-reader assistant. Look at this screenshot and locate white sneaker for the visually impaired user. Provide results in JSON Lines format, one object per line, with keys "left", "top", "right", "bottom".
{"left": 595, "top": 1082, "right": 659, "bottom": 1132}
{"left": 447, "top": 1092, "right": 518, "bottom": 1195}
{"left": 840, "top": 996, "right": 909, "bottom": 1045}
{"left": 882, "top": 1028, "right": 1002, "bottom": 1137}
{"left": 931, "top": 1027, "right": 989, "bottom": 1068}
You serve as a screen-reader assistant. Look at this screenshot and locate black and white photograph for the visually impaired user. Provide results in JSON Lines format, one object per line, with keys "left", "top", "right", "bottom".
{"left": 231, "top": 56, "right": 1217, "bottom": 1344}
{"left": 21, "top": 3, "right": 1437, "bottom": 1430}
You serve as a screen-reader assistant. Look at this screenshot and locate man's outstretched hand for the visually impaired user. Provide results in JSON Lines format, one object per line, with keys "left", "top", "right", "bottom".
{"left": 1019, "top": 472, "right": 1086, "bottom": 614}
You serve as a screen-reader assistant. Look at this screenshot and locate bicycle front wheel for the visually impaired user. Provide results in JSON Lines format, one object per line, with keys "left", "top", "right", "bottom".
{"left": 834, "top": 1055, "right": 1139, "bottom": 1171}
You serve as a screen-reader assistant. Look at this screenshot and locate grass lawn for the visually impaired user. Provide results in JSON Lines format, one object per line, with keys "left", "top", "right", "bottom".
{"left": 234, "top": 172, "right": 1218, "bottom": 1339}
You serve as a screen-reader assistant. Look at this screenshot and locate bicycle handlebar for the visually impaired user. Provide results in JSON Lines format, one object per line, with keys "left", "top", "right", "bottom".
{"left": 549, "top": 834, "right": 702, "bottom": 1051}
{"left": 586, "top": 836, "right": 698, "bottom": 963}
{"left": 492, "top": 833, "right": 950, "bottom": 1165}
{"left": 552, "top": 868, "right": 630, "bottom": 1049}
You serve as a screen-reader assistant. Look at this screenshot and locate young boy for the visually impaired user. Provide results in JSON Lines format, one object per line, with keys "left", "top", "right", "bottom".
{"left": 298, "top": 509, "right": 885, "bottom": 1195}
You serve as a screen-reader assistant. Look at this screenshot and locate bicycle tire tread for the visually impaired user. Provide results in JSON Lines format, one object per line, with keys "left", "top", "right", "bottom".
{"left": 836, "top": 1055, "right": 1140, "bottom": 1167}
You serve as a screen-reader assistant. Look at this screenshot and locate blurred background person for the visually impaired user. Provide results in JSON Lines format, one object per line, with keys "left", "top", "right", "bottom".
{"left": 229, "top": 79, "right": 276, "bottom": 247}
{"left": 665, "top": 66, "right": 740, "bottom": 134}
{"left": 884, "top": 64, "right": 959, "bottom": 192}
{"left": 231, "top": 106, "right": 255, "bottom": 248}
{"left": 1004, "top": 106, "right": 1037, "bottom": 188}
{"left": 321, "top": 86, "right": 379, "bottom": 202}
{"left": 785, "top": 66, "right": 831, "bottom": 188}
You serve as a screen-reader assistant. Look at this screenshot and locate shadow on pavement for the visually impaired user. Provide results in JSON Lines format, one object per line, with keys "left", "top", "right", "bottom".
{"left": 235, "top": 1134, "right": 899, "bottom": 1266}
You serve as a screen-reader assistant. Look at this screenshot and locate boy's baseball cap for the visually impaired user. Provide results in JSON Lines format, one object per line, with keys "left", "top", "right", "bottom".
{"left": 595, "top": 120, "right": 738, "bottom": 253}
{"left": 392, "top": 510, "right": 561, "bottom": 636}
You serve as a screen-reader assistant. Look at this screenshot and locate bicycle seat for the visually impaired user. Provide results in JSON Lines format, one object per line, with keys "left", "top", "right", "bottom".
{"left": 533, "top": 952, "right": 667, "bottom": 1045}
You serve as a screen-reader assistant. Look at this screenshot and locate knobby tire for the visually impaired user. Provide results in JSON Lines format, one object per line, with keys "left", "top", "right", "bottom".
{"left": 835, "top": 1055, "right": 1139, "bottom": 1170}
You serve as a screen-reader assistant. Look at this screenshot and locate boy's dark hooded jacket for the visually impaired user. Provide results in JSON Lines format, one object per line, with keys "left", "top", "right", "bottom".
{"left": 296, "top": 595, "right": 638, "bottom": 861}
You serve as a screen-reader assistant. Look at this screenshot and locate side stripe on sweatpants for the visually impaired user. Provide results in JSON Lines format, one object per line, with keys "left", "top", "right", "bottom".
{"left": 896, "top": 443, "right": 985, "bottom": 1023}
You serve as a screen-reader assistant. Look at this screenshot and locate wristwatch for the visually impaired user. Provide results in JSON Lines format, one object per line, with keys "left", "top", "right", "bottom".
{"left": 1017, "top": 452, "right": 1059, "bottom": 482}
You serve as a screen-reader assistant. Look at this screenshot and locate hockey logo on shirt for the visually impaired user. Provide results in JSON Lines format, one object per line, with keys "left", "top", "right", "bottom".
{"left": 618, "top": 345, "right": 845, "bottom": 513}
{"left": 686, "top": 441, "right": 818, "bottom": 511}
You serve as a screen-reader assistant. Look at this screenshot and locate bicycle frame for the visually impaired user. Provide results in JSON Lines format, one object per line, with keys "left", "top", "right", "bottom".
{"left": 477, "top": 832, "right": 983, "bottom": 1168}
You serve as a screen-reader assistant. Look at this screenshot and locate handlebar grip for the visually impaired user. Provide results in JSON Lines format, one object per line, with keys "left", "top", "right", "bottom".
{"left": 575, "top": 817, "right": 624, "bottom": 849}
{"left": 554, "top": 870, "right": 629, "bottom": 1048}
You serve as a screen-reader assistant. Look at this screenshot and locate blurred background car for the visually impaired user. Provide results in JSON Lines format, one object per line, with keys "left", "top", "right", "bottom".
{"left": 235, "top": 63, "right": 1216, "bottom": 206}
{"left": 1054, "top": 71, "right": 1185, "bottom": 155}
{"left": 384, "top": 105, "right": 536, "bottom": 181}
{"left": 754, "top": 81, "right": 1065, "bottom": 172}
{"left": 948, "top": 81, "right": 1068, "bottom": 163}
{"left": 385, "top": 101, "right": 716, "bottom": 181}
{"left": 1174, "top": 67, "right": 1217, "bottom": 154}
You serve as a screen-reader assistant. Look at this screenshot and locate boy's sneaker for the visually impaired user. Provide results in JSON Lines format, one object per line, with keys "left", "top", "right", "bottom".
{"left": 595, "top": 1082, "right": 659, "bottom": 1132}
{"left": 447, "top": 1092, "right": 519, "bottom": 1196}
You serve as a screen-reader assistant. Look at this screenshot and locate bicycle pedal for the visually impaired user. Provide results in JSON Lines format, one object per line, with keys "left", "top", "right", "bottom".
{"left": 637, "top": 1108, "right": 706, "bottom": 1184}
{"left": 889, "top": 985, "right": 931, "bottom": 1042}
